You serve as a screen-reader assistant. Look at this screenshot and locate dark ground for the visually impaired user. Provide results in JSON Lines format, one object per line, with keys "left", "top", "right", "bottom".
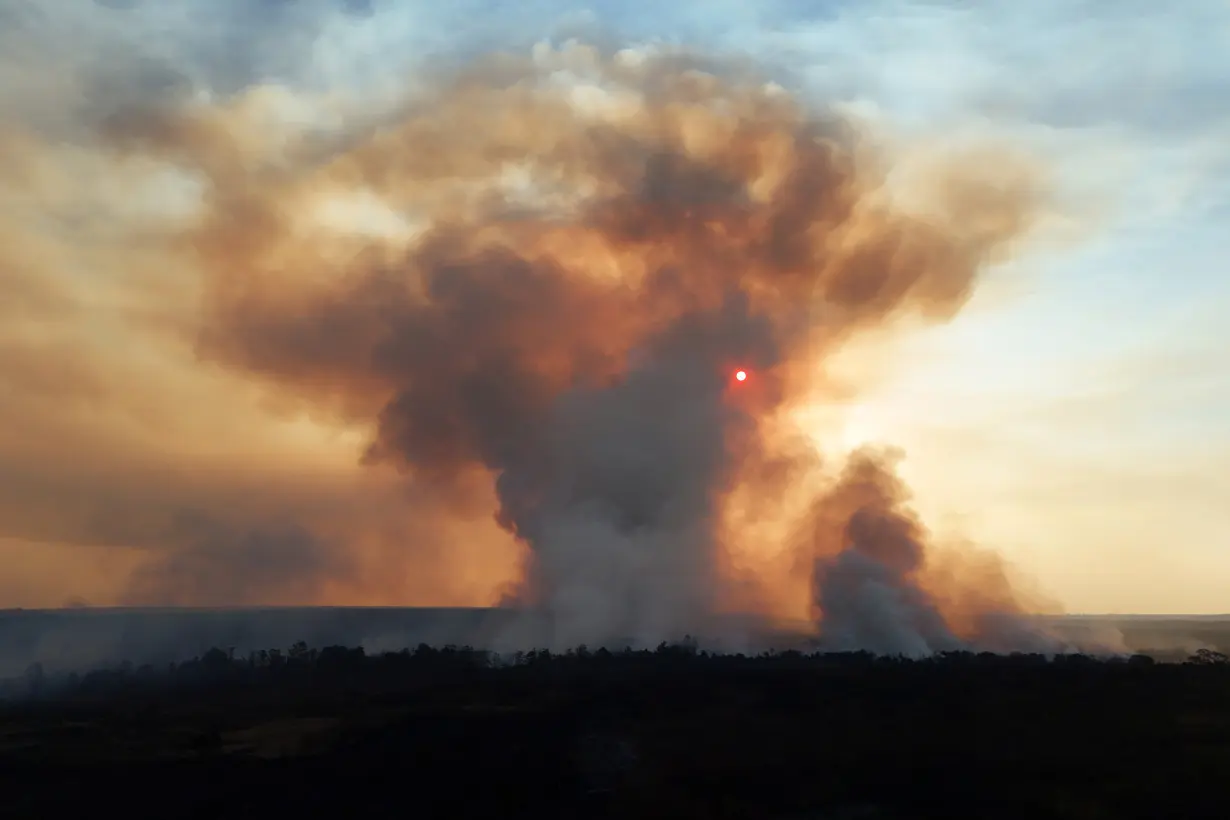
{"left": 2, "top": 642, "right": 1229, "bottom": 819}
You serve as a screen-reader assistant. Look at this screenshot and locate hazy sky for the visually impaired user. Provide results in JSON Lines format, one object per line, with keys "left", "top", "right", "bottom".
{"left": 1, "top": 0, "right": 1226, "bottom": 614}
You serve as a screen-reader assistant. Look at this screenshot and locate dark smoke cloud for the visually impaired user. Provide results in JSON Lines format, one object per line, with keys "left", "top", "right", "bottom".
{"left": 77, "top": 42, "right": 1056, "bottom": 650}
{"left": 0, "top": 1, "right": 1075, "bottom": 650}
{"left": 124, "top": 514, "right": 353, "bottom": 607}
{"left": 807, "top": 450, "right": 962, "bottom": 656}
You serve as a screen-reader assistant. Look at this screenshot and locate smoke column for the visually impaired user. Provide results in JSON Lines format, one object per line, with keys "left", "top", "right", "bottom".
{"left": 99, "top": 42, "right": 1059, "bottom": 653}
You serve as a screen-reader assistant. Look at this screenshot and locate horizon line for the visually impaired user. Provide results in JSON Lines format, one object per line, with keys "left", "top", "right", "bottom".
{"left": 2, "top": 606, "right": 1228, "bottom": 620}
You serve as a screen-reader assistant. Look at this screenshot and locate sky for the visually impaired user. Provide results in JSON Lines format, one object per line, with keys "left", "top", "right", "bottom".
{"left": 0, "top": 0, "right": 1227, "bottom": 615}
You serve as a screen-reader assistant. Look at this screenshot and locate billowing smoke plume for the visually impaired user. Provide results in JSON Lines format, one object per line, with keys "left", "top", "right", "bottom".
{"left": 93, "top": 43, "right": 1056, "bottom": 653}
{"left": 803, "top": 450, "right": 1063, "bottom": 655}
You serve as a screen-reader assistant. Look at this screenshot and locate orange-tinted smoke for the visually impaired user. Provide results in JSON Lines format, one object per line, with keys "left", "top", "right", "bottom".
{"left": 100, "top": 43, "right": 1051, "bottom": 649}
{"left": 798, "top": 449, "right": 1062, "bottom": 655}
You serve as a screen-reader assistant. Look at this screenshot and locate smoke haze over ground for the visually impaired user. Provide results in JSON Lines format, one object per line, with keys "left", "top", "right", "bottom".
{"left": 11, "top": 1, "right": 1225, "bottom": 655}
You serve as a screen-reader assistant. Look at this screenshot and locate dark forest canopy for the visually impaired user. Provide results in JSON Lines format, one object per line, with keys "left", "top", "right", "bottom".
{"left": 5, "top": 639, "right": 1228, "bottom": 703}
{"left": 2, "top": 641, "right": 1229, "bottom": 819}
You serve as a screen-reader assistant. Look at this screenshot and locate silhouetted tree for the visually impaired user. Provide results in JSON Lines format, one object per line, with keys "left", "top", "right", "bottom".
{"left": 1188, "top": 648, "right": 1229, "bottom": 665}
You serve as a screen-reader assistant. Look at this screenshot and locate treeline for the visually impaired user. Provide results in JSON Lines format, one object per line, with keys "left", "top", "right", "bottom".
{"left": 2, "top": 642, "right": 1229, "bottom": 818}
{"left": 6, "top": 639, "right": 1228, "bottom": 703}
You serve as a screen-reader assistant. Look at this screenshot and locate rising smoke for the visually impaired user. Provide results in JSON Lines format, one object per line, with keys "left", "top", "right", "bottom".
{"left": 0, "top": 7, "right": 1080, "bottom": 655}
{"left": 79, "top": 41, "right": 1061, "bottom": 654}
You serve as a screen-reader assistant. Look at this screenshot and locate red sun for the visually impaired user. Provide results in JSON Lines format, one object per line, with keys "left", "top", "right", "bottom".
{"left": 735, "top": 370, "right": 747, "bottom": 382}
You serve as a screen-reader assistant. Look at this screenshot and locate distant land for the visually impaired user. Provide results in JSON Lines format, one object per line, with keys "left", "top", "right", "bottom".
{"left": 0, "top": 607, "right": 801, "bottom": 677}
{"left": 1, "top": 607, "right": 1227, "bottom": 677}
